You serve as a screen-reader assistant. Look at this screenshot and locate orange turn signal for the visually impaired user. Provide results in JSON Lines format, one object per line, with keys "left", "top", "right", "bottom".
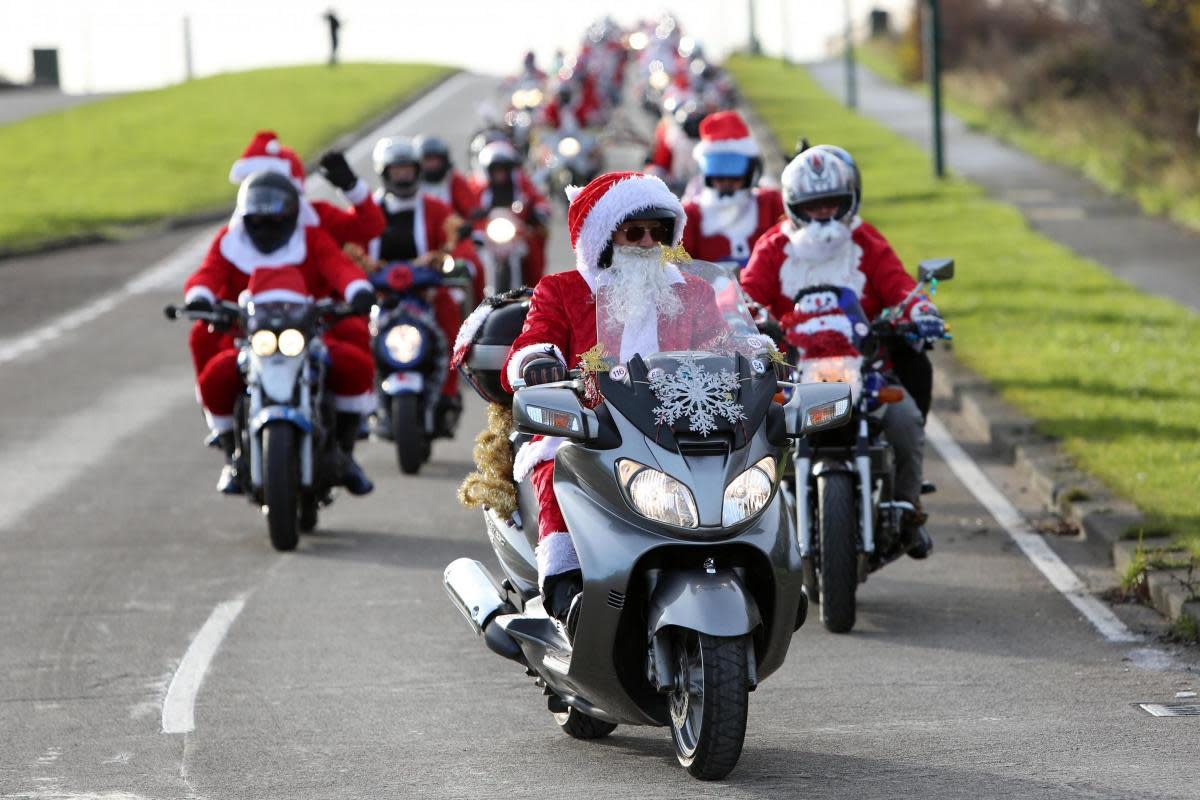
{"left": 878, "top": 386, "right": 905, "bottom": 404}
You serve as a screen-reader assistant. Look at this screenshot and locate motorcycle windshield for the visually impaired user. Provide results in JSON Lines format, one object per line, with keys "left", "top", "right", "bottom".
{"left": 592, "top": 256, "right": 778, "bottom": 450}
{"left": 247, "top": 301, "right": 312, "bottom": 334}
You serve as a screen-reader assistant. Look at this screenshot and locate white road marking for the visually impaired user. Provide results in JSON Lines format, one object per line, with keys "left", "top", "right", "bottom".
{"left": 926, "top": 413, "right": 1140, "bottom": 643}
{"left": 162, "top": 595, "right": 248, "bottom": 734}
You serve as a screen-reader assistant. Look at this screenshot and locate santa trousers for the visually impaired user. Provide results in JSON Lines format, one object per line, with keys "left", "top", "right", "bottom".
{"left": 197, "top": 338, "right": 374, "bottom": 421}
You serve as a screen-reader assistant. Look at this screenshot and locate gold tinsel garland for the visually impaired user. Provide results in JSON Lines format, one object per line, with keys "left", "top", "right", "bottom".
{"left": 659, "top": 243, "right": 692, "bottom": 265}
{"left": 457, "top": 403, "right": 519, "bottom": 518}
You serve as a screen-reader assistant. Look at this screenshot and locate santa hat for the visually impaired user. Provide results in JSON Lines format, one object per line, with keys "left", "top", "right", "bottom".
{"left": 564, "top": 171, "right": 685, "bottom": 276}
{"left": 693, "top": 111, "right": 759, "bottom": 161}
{"left": 246, "top": 265, "right": 312, "bottom": 306}
{"left": 229, "top": 130, "right": 306, "bottom": 189}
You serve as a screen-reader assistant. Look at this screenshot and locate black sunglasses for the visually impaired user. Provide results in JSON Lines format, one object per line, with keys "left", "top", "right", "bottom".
{"left": 616, "top": 221, "right": 673, "bottom": 244}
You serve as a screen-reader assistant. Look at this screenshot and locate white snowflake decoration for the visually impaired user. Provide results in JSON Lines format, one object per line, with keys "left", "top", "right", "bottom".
{"left": 649, "top": 355, "right": 746, "bottom": 437}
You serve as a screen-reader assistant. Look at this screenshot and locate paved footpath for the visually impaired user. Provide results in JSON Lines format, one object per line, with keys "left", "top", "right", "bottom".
{"left": 808, "top": 60, "right": 1200, "bottom": 312}
{"left": 0, "top": 88, "right": 114, "bottom": 125}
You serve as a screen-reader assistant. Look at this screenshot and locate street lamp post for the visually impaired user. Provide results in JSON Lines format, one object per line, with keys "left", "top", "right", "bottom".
{"left": 844, "top": 0, "right": 858, "bottom": 109}
{"left": 748, "top": 0, "right": 762, "bottom": 55}
{"left": 924, "top": 0, "right": 946, "bottom": 177}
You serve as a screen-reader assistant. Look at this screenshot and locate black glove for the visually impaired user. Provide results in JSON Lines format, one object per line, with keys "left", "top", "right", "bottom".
{"left": 521, "top": 356, "right": 567, "bottom": 386}
{"left": 319, "top": 151, "right": 358, "bottom": 192}
{"left": 185, "top": 298, "right": 214, "bottom": 313}
{"left": 348, "top": 288, "right": 375, "bottom": 315}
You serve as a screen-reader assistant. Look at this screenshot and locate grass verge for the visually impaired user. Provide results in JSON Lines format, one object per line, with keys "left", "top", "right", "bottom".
{"left": 856, "top": 40, "right": 1200, "bottom": 234}
{"left": 1, "top": 62, "right": 451, "bottom": 250}
{"left": 727, "top": 54, "right": 1200, "bottom": 558}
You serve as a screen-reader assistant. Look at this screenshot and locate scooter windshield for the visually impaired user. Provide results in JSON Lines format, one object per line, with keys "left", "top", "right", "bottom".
{"left": 592, "top": 256, "right": 778, "bottom": 449}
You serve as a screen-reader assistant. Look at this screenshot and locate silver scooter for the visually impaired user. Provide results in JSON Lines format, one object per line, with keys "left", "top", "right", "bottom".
{"left": 444, "top": 260, "right": 851, "bottom": 780}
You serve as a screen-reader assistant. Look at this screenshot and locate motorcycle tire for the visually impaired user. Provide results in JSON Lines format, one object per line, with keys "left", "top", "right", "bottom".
{"left": 818, "top": 472, "right": 858, "bottom": 633}
{"left": 554, "top": 706, "right": 617, "bottom": 740}
{"left": 392, "top": 394, "right": 424, "bottom": 475}
{"left": 262, "top": 422, "right": 300, "bottom": 552}
{"left": 668, "top": 630, "right": 749, "bottom": 781}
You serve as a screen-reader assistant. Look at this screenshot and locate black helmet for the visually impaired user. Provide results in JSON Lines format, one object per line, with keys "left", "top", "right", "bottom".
{"left": 414, "top": 134, "right": 452, "bottom": 182}
{"left": 236, "top": 171, "right": 300, "bottom": 254}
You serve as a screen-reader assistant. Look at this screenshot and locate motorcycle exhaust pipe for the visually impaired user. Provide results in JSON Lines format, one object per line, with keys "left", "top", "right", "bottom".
{"left": 443, "top": 558, "right": 522, "bottom": 661}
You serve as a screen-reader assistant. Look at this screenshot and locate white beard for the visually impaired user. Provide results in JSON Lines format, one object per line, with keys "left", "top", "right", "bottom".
{"left": 698, "top": 188, "right": 756, "bottom": 235}
{"left": 599, "top": 245, "right": 684, "bottom": 326}
{"left": 780, "top": 220, "right": 865, "bottom": 299}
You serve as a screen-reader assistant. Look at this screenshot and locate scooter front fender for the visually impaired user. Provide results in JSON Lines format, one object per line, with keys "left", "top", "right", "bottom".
{"left": 647, "top": 568, "right": 762, "bottom": 639}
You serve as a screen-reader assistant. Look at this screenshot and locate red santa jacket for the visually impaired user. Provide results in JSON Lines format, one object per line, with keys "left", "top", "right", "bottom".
{"left": 184, "top": 225, "right": 371, "bottom": 308}
{"left": 421, "top": 171, "right": 478, "bottom": 219}
{"left": 468, "top": 171, "right": 550, "bottom": 222}
{"left": 311, "top": 190, "right": 386, "bottom": 250}
{"left": 740, "top": 218, "right": 915, "bottom": 322}
{"left": 682, "top": 188, "right": 785, "bottom": 266}
{"left": 500, "top": 269, "right": 725, "bottom": 393}
{"left": 370, "top": 193, "right": 485, "bottom": 301}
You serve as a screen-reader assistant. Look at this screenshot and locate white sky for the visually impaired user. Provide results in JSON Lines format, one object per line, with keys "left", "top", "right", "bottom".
{"left": 1, "top": 0, "right": 912, "bottom": 94}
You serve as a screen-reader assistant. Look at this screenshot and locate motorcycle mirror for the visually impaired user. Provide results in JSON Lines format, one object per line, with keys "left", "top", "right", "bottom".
{"left": 918, "top": 258, "right": 954, "bottom": 284}
{"left": 513, "top": 386, "right": 597, "bottom": 441}
{"left": 784, "top": 381, "right": 853, "bottom": 436}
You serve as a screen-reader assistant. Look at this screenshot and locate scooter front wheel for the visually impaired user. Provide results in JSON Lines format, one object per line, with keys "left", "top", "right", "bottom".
{"left": 668, "top": 630, "right": 749, "bottom": 781}
{"left": 392, "top": 394, "right": 425, "bottom": 475}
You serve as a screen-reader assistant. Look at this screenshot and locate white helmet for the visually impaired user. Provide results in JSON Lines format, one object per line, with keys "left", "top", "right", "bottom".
{"left": 372, "top": 136, "right": 421, "bottom": 197}
{"left": 781, "top": 149, "right": 859, "bottom": 228}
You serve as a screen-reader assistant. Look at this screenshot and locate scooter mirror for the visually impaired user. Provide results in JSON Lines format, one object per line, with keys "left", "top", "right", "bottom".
{"left": 784, "top": 382, "right": 853, "bottom": 436}
{"left": 513, "top": 386, "right": 597, "bottom": 441}
{"left": 918, "top": 258, "right": 954, "bottom": 283}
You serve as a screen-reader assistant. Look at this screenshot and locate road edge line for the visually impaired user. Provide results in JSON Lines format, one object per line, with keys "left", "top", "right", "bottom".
{"left": 162, "top": 595, "right": 248, "bottom": 734}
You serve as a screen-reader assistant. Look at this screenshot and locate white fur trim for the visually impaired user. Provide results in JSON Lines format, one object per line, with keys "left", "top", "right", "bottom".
{"left": 506, "top": 343, "right": 566, "bottom": 389}
{"left": 790, "top": 314, "right": 854, "bottom": 338}
{"left": 513, "top": 436, "right": 566, "bottom": 483}
{"left": 251, "top": 288, "right": 311, "bottom": 305}
{"left": 453, "top": 302, "right": 494, "bottom": 357}
{"left": 574, "top": 174, "right": 685, "bottom": 273}
{"left": 229, "top": 155, "right": 292, "bottom": 184}
{"left": 204, "top": 410, "right": 235, "bottom": 434}
{"left": 693, "top": 136, "right": 760, "bottom": 161}
{"left": 334, "top": 392, "right": 376, "bottom": 414}
{"left": 343, "top": 278, "right": 373, "bottom": 302}
{"left": 184, "top": 285, "right": 216, "bottom": 305}
{"left": 564, "top": 184, "right": 583, "bottom": 203}
{"left": 536, "top": 531, "right": 580, "bottom": 586}
{"left": 219, "top": 221, "right": 307, "bottom": 274}
{"left": 344, "top": 178, "right": 370, "bottom": 206}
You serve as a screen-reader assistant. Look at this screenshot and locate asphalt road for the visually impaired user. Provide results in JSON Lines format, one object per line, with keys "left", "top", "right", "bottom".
{"left": 0, "top": 72, "right": 1196, "bottom": 800}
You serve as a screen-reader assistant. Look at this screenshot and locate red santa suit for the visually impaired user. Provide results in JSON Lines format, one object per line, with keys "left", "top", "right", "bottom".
{"left": 369, "top": 191, "right": 484, "bottom": 397}
{"left": 186, "top": 223, "right": 375, "bottom": 433}
{"left": 421, "top": 169, "right": 478, "bottom": 219}
{"left": 500, "top": 171, "right": 724, "bottom": 585}
{"left": 469, "top": 170, "right": 550, "bottom": 286}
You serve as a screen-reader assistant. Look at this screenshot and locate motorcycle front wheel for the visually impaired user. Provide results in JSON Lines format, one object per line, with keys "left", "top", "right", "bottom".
{"left": 392, "top": 394, "right": 425, "bottom": 475}
{"left": 668, "top": 630, "right": 749, "bottom": 781}
{"left": 818, "top": 472, "right": 858, "bottom": 633}
{"left": 262, "top": 421, "right": 300, "bottom": 552}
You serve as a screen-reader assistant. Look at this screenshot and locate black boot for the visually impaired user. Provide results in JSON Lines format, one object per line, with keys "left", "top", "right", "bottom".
{"left": 335, "top": 412, "right": 374, "bottom": 496}
{"left": 903, "top": 505, "right": 933, "bottom": 559}
{"left": 543, "top": 569, "right": 583, "bottom": 640}
{"left": 216, "top": 431, "right": 243, "bottom": 495}
{"left": 434, "top": 393, "right": 463, "bottom": 438}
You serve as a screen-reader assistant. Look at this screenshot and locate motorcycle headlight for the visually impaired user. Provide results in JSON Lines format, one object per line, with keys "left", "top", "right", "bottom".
{"left": 722, "top": 457, "right": 776, "bottom": 526}
{"left": 385, "top": 323, "right": 424, "bottom": 365}
{"left": 486, "top": 216, "right": 517, "bottom": 245}
{"left": 250, "top": 330, "right": 277, "bottom": 357}
{"left": 557, "top": 136, "right": 582, "bottom": 158}
{"left": 277, "top": 328, "right": 305, "bottom": 357}
{"left": 616, "top": 459, "right": 698, "bottom": 529}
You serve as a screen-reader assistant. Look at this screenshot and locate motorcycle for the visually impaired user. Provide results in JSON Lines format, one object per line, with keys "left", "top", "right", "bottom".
{"left": 444, "top": 260, "right": 853, "bottom": 780}
{"left": 535, "top": 129, "right": 605, "bottom": 208}
{"left": 785, "top": 258, "right": 954, "bottom": 633}
{"left": 166, "top": 296, "right": 359, "bottom": 551}
{"left": 474, "top": 206, "right": 529, "bottom": 295}
{"left": 369, "top": 258, "right": 475, "bottom": 474}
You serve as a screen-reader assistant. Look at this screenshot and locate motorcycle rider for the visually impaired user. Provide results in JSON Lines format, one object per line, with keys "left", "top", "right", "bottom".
{"left": 414, "top": 134, "right": 479, "bottom": 219}
{"left": 183, "top": 171, "right": 377, "bottom": 496}
{"left": 680, "top": 111, "right": 784, "bottom": 268}
{"left": 469, "top": 140, "right": 551, "bottom": 286}
{"left": 370, "top": 136, "right": 484, "bottom": 435}
{"left": 500, "top": 170, "right": 724, "bottom": 624}
{"left": 740, "top": 150, "right": 942, "bottom": 557}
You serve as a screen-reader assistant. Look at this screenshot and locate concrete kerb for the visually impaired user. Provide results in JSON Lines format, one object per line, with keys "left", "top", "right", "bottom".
{"left": 0, "top": 69, "right": 461, "bottom": 263}
{"left": 738, "top": 98, "right": 1198, "bottom": 636}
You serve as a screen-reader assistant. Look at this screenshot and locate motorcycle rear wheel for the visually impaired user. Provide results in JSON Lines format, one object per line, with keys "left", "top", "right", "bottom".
{"left": 668, "top": 630, "right": 749, "bottom": 781}
{"left": 554, "top": 706, "right": 617, "bottom": 740}
{"left": 392, "top": 395, "right": 425, "bottom": 475}
{"left": 262, "top": 422, "right": 299, "bottom": 552}
{"left": 818, "top": 472, "right": 858, "bottom": 633}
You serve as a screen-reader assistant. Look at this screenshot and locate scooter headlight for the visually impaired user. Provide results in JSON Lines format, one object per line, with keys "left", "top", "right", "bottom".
{"left": 277, "top": 328, "right": 305, "bottom": 357}
{"left": 722, "top": 457, "right": 776, "bottom": 526}
{"left": 250, "top": 330, "right": 277, "bottom": 357}
{"left": 384, "top": 323, "right": 425, "bottom": 366}
{"left": 557, "top": 136, "right": 582, "bottom": 158}
{"left": 486, "top": 216, "right": 517, "bottom": 245}
{"left": 616, "top": 459, "right": 698, "bottom": 529}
